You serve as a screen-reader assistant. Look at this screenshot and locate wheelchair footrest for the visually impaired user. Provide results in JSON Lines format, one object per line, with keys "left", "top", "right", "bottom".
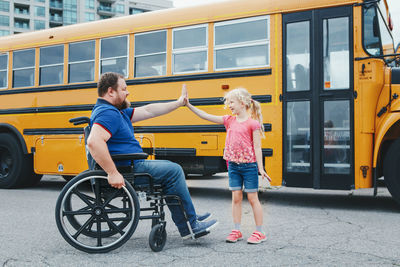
{"left": 192, "top": 229, "right": 210, "bottom": 239}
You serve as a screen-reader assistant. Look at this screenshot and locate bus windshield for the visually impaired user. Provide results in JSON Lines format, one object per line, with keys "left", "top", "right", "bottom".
{"left": 363, "top": 1, "right": 394, "bottom": 56}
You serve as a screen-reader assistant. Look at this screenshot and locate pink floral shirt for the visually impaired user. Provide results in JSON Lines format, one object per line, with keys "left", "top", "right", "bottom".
{"left": 223, "top": 115, "right": 261, "bottom": 163}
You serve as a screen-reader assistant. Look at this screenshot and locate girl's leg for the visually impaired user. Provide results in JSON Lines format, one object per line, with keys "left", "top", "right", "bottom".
{"left": 247, "top": 192, "right": 263, "bottom": 227}
{"left": 232, "top": 190, "right": 243, "bottom": 225}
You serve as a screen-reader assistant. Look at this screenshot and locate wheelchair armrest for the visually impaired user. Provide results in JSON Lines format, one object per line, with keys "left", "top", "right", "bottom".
{"left": 69, "top": 117, "right": 90, "bottom": 125}
{"left": 111, "top": 153, "right": 149, "bottom": 161}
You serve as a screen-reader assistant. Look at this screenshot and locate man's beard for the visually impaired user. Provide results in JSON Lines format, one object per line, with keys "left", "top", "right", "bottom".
{"left": 116, "top": 98, "right": 131, "bottom": 110}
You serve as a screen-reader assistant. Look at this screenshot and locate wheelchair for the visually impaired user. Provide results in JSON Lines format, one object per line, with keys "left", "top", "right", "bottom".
{"left": 55, "top": 117, "right": 196, "bottom": 253}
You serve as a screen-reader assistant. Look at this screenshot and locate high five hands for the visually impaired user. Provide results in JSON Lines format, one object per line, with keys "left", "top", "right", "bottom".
{"left": 179, "top": 84, "right": 189, "bottom": 106}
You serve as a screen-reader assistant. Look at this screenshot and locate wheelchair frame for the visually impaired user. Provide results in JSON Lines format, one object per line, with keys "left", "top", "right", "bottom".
{"left": 55, "top": 117, "right": 195, "bottom": 253}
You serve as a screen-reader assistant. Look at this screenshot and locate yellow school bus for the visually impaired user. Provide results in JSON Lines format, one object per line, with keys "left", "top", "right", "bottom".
{"left": 1, "top": 0, "right": 400, "bottom": 203}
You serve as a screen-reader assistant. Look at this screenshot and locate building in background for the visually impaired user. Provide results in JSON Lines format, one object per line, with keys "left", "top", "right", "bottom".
{"left": 0, "top": 0, "right": 172, "bottom": 36}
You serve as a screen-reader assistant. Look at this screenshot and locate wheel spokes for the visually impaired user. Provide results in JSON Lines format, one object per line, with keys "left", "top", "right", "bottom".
{"left": 72, "top": 215, "right": 95, "bottom": 239}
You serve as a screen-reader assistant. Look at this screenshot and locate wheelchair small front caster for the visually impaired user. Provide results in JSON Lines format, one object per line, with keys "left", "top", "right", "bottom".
{"left": 149, "top": 223, "right": 167, "bottom": 252}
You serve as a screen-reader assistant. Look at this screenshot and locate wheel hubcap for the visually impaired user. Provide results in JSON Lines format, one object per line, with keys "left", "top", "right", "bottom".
{"left": 94, "top": 207, "right": 103, "bottom": 216}
{"left": 0, "top": 147, "right": 12, "bottom": 179}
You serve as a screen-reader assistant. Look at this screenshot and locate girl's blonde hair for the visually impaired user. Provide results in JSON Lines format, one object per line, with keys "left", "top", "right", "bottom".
{"left": 224, "top": 88, "right": 265, "bottom": 136}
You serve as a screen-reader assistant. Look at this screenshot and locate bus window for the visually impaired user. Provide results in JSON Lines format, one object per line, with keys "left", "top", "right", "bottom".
{"left": 39, "top": 45, "right": 64, "bottom": 86}
{"left": 172, "top": 24, "right": 207, "bottom": 74}
{"left": 323, "top": 17, "right": 349, "bottom": 90}
{"left": 377, "top": 3, "right": 394, "bottom": 54}
{"left": 68, "top": 40, "right": 95, "bottom": 83}
{"left": 214, "top": 16, "right": 269, "bottom": 71}
{"left": 363, "top": 5, "right": 381, "bottom": 56}
{"left": 286, "top": 101, "right": 311, "bottom": 173}
{"left": 134, "top": 30, "right": 166, "bottom": 78}
{"left": 323, "top": 100, "right": 350, "bottom": 174}
{"left": 0, "top": 53, "right": 7, "bottom": 89}
{"left": 12, "top": 48, "right": 35, "bottom": 88}
{"left": 286, "top": 21, "right": 310, "bottom": 91}
{"left": 100, "top": 35, "right": 128, "bottom": 77}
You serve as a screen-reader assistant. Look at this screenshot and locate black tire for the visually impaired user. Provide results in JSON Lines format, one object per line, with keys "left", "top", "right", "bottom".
{"left": 55, "top": 171, "right": 140, "bottom": 253}
{"left": 384, "top": 138, "right": 400, "bottom": 205}
{"left": 0, "top": 133, "right": 37, "bottom": 188}
{"left": 149, "top": 224, "right": 167, "bottom": 252}
{"left": 62, "top": 175, "right": 75, "bottom": 182}
{"left": 63, "top": 175, "right": 132, "bottom": 238}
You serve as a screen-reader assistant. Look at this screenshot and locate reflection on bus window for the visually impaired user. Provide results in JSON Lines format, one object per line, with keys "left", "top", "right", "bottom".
{"left": 0, "top": 53, "right": 7, "bottom": 89}
{"left": 12, "top": 49, "right": 35, "bottom": 88}
{"left": 40, "top": 45, "right": 64, "bottom": 86}
{"left": 101, "top": 35, "right": 128, "bottom": 77}
{"left": 173, "top": 25, "right": 207, "bottom": 74}
{"left": 363, "top": 5, "right": 381, "bottom": 56}
{"left": 286, "top": 101, "right": 311, "bottom": 173}
{"left": 69, "top": 40, "right": 95, "bottom": 83}
{"left": 214, "top": 16, "right": 269, "bottom": 71}
{"left": 134, "top": 30, "right": 166, "bottom": 77}
{"left": 377, "top": 3, "right": 394, "bottom": 54}
{"left": 323, "top": 17, "right": 349, "bottom": 90}
{"left": 286, "top": 21, "right": 310, "bottom": 91}
{"left": 323, "top": 100, "right": 350, "bottom": 174}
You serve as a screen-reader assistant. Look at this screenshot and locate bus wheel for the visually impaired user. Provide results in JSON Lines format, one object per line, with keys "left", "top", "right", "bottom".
{"left": 383, "top": 138, "right": 400, "bottom": 205}
{"left": 0, "top": 133, "right": 34, "bottom": 188}
{"left": 62, "top": 175, "right": 75, "bottom": 181}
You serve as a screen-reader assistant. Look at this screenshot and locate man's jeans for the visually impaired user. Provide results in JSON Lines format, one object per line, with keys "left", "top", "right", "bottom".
{"left": 133, "top": 160, "right": 197, "bottom": 232}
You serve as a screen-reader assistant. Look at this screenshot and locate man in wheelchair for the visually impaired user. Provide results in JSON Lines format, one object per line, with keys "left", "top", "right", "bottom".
{"left": 87, "top": 72, "right": 218, "bottom": 239}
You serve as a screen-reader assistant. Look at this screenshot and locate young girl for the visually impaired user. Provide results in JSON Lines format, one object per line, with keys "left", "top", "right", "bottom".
{"left": 185, "top": 86, "right": 271, "bottom": 244}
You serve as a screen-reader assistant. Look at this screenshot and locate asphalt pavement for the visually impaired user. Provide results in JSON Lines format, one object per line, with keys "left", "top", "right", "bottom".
{"left": 1, "top": 174, "right": 400, "bottom": 266}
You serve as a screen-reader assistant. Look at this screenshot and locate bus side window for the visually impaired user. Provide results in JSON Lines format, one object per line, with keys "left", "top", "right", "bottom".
{"left": 69, "top": 40, "right": 95, "bottom": 83}
{"left": 214, "top": 16, "right": 269, "bottom": 71}
{"left": 172, "top": 24, "right": 208, "bottom": 74}
{"left": 39, "top": 45, "right": 64, "bottom": 86}
{"left": 0, "top": 53, "right": 7, "bottom": 89}
{"left": 12, "top": 49, "right": 35, "bottom": 88}
{"left": 134, "top": 30, "right": 167, "bottom": 78}
{"left": 100, "top": 35, "right": 128, "bottom": 77}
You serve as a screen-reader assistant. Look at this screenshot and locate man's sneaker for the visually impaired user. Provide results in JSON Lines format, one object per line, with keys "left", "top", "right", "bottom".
{"left": 180, "top": 219, "right": 218, "bottom": 239}
{"left": 247, "top": 231, "right": 266, "bottom": 244}
{"left": 197, "top": 212, "right": 211, "bottom": 221}
{"left": 226, "top": 230, "right": 243, "bottom": 243}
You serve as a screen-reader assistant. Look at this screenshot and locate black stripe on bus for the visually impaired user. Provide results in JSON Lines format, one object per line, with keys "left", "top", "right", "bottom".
{"left": 392, "top": 67, "right": 400, "bottom": 84}
{"left": 141, "top": 148, "right": 273, "bottom": 157}
{"left": 134, "top": 124, "right": 272, "bottom": 133}
{"left": 0, "top": 94, "right": 271, "bottom": 115}
{"left": 132, "top": 95, "right": 271, "bottom": 107}
{"left": 126, "top": 69, "right": 272, "bottom": 85}
{"left": 0, "top": 69, "right": 272, "bottom": 95}
{"left": 0, "top": 105, "right": 95, "bottom": 115}
{"left": 24, "top": 128, "right": 84, "bottom": 135}
{"left": 262, "top": 148, "right": 273, "bottom": 157}
{"left": 153, "top": 148, "right": 196, "bottom": 156}
{"left": 23, "top": 123, "right": 272, "bottom": 135}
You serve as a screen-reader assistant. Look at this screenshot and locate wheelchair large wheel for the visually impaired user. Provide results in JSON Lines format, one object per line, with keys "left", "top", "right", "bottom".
{"left": 63, "top": 174, "right": 131, "bottom": 238}
{"left": 55, "top": 170, "right": 140, "bottom": 253}
{"left": 149, "top": 223, "right": 167, "bottom": 252}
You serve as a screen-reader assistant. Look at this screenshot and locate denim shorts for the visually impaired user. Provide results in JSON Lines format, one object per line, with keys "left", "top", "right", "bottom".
{"left": 228, "top": 161, "right": 259, "bottom": 192}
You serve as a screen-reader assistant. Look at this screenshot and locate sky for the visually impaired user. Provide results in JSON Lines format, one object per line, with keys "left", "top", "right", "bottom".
{"left": 173, "top": 0, "right": 400, "bottom": 47}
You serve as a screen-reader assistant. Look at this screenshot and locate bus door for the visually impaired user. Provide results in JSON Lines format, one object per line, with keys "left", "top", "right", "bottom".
{"left": 282, "top": 6, "right": 354, "bottom": 190}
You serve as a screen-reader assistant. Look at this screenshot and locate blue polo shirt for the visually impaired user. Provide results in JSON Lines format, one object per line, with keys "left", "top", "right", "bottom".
{"left": 90, "top": 98, "right": 143, "bottom": 165}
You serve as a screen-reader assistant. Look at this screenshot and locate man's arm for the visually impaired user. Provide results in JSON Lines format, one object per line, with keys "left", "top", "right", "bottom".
{"left": 131, "top": 86, "right": 187, "bottom": 123}
{"left": 87, "top": 124, "right": 125, "bottom": 189}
